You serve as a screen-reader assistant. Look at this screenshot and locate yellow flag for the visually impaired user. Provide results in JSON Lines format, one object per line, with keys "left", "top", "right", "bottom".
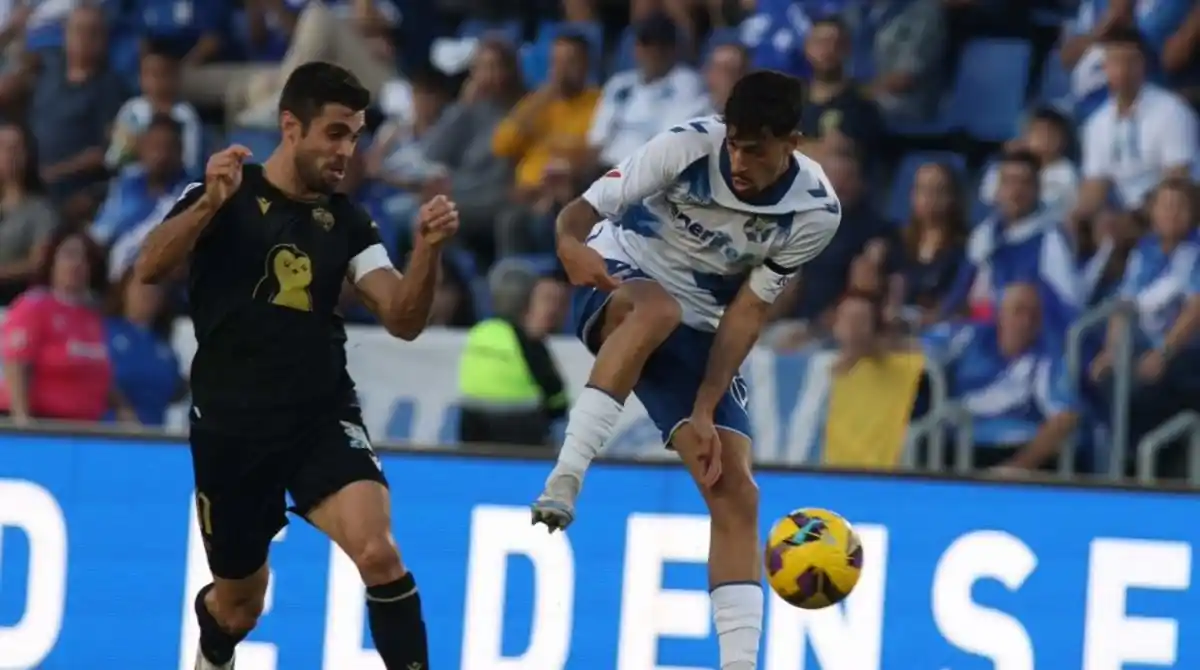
{"left": 823, "top": 352, "right": 925, "bottom": 468}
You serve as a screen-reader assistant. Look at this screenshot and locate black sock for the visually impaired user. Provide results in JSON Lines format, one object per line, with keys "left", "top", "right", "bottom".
{"left": 195, "top": 584, "right": 250, "bottom": 665}
{"left": 366, "top": 572, "right": 429, "bottom": 670}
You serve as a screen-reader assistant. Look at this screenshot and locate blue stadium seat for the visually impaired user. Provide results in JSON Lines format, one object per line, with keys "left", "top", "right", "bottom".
{"left": 1038, "top": 49, "right": 1072, "bottom": 107}
{"left": 951, "top": 39, "right": 1032, "bottom": 142}
{"left": 227, "top": 128, "right": 281, "bottom": 159}
{"left": 885, "top": 152, "right": 967, "bottom": 223}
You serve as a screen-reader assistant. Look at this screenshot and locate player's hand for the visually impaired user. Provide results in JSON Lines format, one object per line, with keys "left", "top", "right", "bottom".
{"left": 558, "top": 239, "right": 619, "bottom": 290}
{"left": 204, "top": 145, "right": 252, "bottom": 206}
{"left": 416, "top": 195, "right": 459, "bottom": 248}
{"left": 688, "top": 411, "right": 723, "bottom": 489}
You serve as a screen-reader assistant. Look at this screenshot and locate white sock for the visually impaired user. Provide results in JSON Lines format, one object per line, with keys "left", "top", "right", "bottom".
{"left": 554, "top": 386, "right": 623, "bottom": 478}
{"left": 711, "top": 582, "right": 764, "bottom": 670}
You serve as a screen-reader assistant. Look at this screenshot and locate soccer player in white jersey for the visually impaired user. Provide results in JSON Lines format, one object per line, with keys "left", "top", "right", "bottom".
{"left": 531, "top": 71, "right": 840, "bottom": 669}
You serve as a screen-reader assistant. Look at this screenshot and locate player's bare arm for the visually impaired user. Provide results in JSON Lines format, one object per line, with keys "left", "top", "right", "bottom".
{"left": 354, "top": 195, "right": 459, "bottom": 340}
{"left": 555, "top": 197, "right": 619, "bottom": 290}
{"left": 134, "top": 145, "right": 252, "bottom": 284}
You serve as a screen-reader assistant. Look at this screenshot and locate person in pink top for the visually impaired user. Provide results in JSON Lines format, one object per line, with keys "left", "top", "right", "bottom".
{"left": 0, "top": 229, "right": 137, "bottom": 424}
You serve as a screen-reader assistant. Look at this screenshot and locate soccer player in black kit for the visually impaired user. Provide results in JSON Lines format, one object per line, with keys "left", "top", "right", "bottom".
{"left": 134, "top": 62, "right": 457, "bottom": 670}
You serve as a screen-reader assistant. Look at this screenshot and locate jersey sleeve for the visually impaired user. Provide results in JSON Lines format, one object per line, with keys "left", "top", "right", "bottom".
{"left": 580, "top": 127, "right": 709, "bottom": 220}
{"left": 163, "top": 180, "right": 206, "bottom": 220}
{"left": 346, "top": 206, "right": 394, "bottom": 284}
{"left": 746, "top": 207, "right": 841, "bottom": 304}
{"left": 1, "top": 293, "right": 47, "bottom": 363}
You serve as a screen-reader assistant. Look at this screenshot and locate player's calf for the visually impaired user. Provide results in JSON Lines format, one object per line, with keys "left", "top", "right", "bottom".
{"left": 675, "top": 425, "right": 764, "bottom": 670}
{"left": 308, "top": 481, "right": 429, "bottom": 670}
{"left": 534, "top": 283, "right": 682, "bottom": 531}
{"left": 195, "top": 568, "right": 270, "bottom": 669}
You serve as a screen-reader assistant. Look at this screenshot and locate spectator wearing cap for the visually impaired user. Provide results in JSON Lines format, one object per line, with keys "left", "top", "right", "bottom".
{"left": 586, "top": 13, "right": 707, "bottom": 169}
{"left": 844, "top": 0, "right": 948, "bottom": 123}
{"left": 92, "top": 114, "right": 191, "bottom": 249}
{"left": 26, "top": 4, "right": 126, "bottom": 219}
{"left": 799, "top": 16, "right": 883, "bottom": 164}
{"left": 1072, "top": 27, "right": 1197, "bottom": 225}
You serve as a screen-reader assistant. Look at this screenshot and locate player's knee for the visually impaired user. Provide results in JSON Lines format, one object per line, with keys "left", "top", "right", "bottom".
{"left": 709, "top": 464, "right": 759, "bottom": 530}
{"left": 619, "top": 291, "right": 682, "bottom": 337}
{"left": 348, "top": 533, "right": 405, "bottom": 584}
{"left": 212, "top": 587, "right": 267, "bottom": 633}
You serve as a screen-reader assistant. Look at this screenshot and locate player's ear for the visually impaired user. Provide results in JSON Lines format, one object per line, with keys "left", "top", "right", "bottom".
{"left": 280, "top": 111, "right": 303, "bottom": 142}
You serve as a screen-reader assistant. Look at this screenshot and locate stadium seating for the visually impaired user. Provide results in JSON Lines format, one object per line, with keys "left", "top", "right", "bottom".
{"left": 952, "top": 39, "right": 1032, "bottom": 142}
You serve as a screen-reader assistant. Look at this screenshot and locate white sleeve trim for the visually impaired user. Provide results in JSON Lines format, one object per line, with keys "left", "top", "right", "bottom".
{"left": 747, "top": 263, "right": 796, "bottom": 304}
{"left": 349, "top": 243, "right": 394, "bottom": 283}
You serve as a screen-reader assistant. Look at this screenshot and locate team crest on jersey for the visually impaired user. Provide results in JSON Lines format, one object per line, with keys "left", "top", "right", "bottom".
{"left": 744, "top": 216, "right": 774, "bottom": 243}
{"left": 312, "top": 207, "right": 335, "bottom": 231}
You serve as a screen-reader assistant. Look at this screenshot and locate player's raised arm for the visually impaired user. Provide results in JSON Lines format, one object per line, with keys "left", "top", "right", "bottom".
{"left": 557, "top": 127, "right": 707, "bottom": 288}
{"left": 134, "top": 145, "right": 251, "bottom": 283}
{"left": 352, "top": 195, "right": 459, "bottom": 340}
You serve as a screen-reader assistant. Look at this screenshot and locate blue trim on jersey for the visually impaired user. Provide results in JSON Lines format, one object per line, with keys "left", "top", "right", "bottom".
{"left": 615, "top": 203, "right": 663, "bottom": 238}
{"left": 775, "top": 211, "right": 795, "bottom": 233}
{"left": 679, "top": 156, "right": 713, "bottom": 203}
{"left": 692, "top": 269, "right": 750, "bottom": 306}
{"left": 718, "top": 145, "right": 800, "bottom": 207}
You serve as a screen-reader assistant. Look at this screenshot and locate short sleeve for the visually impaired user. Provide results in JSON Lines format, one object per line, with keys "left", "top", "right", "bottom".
{"left": 1, "top": 293, "right": 46, "bottom": 363}
{"left": 1035, "top": 356, "right": 1077, "bottom": 417}
{"left": 920, "top": 322, "right": 975, "bottom": 362}
{"left": 163, "top": 181, "right": 206, "bottom": 221}
{"left": 1160, "top": 98, "right": 1198, "bottom": 169}
{"left": 746, "top": 208, "right": 840, "bottom": 304}
{"left": 581, "top": 126, "right": 709, "bottom": 220}
{"left": 346, "top": 206, "right": 393, "bottom": 284}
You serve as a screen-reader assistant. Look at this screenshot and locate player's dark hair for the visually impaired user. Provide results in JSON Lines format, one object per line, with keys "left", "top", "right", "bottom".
{"left": 1098, "top": 25, "right": 1147, "bottom": 54}
{"left": 35, "top": 227, "right": 107, "bottom": 295}
{"left": 554, "top": 31, "right": 592, "bottom": 63}
{"left": 999, "top": 149, "right": 1042, "bottom": 175}
{"left": 0, "top": 121, "right": 43, "bottom": 195}
{"left": 279, "top": 62, "right": 371, "bottom": 129}
{"left": 723, "top": 70, "right": 805, "bottom": 139}
{"left": 408, "top": 67, "right": 452, "bottom": 98}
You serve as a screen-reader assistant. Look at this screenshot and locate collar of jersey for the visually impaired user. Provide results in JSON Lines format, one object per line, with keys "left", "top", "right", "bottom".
{"left": 718, "top": 144, "right": 799, "bottom": 207}
{"left": 255, "top": 164, "right": 331, "bottom": 206}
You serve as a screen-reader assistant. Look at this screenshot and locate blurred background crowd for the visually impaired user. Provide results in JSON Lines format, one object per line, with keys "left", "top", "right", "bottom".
{"left": 0, "top": 0, "right": 1197, "bottom": 482}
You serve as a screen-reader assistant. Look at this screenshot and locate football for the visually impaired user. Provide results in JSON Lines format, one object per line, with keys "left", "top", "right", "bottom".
{"left": 764, "top": 507, "right": 863, "bottom": 609}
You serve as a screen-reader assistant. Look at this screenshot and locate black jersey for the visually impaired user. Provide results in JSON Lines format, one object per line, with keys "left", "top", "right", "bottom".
{"left": 167, "top": 164, "right": 385, "bottom": 413}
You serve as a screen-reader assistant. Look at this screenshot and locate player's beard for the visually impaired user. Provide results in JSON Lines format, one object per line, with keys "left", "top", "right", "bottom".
{"left": 295, "top": 150, "right": 338, "bottom": 195}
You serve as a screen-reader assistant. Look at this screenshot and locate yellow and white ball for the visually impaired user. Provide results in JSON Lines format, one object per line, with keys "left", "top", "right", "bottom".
{"left": 764, "top": 508, "right": 863, "bottom": 609}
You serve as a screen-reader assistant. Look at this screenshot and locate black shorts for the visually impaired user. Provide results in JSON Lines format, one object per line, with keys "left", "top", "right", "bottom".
{"left": 188, "top": 403, "right": 388, "bottom": 579}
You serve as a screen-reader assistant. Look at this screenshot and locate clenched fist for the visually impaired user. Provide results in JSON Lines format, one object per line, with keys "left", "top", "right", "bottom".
{"left": 416, "top": 195, "right": 460, "bottom": 248}
{"left": 205, "top": 145, "right": 252, "bottom": 207}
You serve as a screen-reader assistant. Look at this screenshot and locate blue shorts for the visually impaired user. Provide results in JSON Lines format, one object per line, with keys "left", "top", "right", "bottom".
{"left": 571, "top": 258, "right": 752, "bottom": 446}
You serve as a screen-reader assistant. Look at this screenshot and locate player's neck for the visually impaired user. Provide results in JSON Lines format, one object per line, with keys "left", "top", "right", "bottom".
{"left": 262, "top": 153, "right": 324, "bottom": 202}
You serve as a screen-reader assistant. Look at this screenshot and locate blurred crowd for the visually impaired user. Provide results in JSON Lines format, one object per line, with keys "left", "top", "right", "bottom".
{"left": 0, "top": 0, "right": 1197, "bottom": 480}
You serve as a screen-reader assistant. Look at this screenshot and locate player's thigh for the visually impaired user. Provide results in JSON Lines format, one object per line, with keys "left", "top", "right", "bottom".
{"left": 289, "top": 412, "right": 400, "bottom": 572}
{"left": 189, "top": 428, "right": 288, "bottom": 593}
{"left": 573, "top": 261, "right": 681, "bottom": 351}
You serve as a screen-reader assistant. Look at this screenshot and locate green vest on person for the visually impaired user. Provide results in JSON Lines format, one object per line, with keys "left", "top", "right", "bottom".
{"left": 457, "top": 318, "right": 543, "bottom": 408}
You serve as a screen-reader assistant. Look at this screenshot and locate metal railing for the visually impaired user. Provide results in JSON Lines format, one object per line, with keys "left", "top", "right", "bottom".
{"left": 1137, "top": 410, "right": 1200, "bottom": 484}
{"left": 1064, "top": 299, "right": 1134, "bottom": 480}
{"left": 902, "top": 356, "right": 976, "bottom": 471}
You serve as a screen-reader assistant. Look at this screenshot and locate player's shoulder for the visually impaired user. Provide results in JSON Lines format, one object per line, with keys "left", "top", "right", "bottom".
{"left": 779, "top": 152, "right": 840, "bottom": 217}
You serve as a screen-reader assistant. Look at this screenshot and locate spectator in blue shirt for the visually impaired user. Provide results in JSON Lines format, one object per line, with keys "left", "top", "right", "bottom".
{"left": 924, "top": 282, "right": 1080, "bottom": 473}
{"left": 741, "top": 0, "right": 847, "bottom": 78}
{"left": 107, "top": 41, "right": 203, "bottom": 175}
{"left": 133, "top": 0, "right": 230, "bottom": 63}
{"left": 92, "top": 114, "right": 190, "bottom": 248}
{"left": 943, "top": 151, "right": 1082, "bottom": 341}
{"left": 1090, "top": 177, "right": 1200, "bottom": 476}
{"left": 105, "top": 269, "right": 184, "bottom": 426}
{"left": 28, "top": 4, "right": 126, "bottom": 218}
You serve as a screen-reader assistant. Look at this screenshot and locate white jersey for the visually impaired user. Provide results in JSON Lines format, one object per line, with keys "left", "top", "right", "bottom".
{"left": 581, "top": 117, "right": 841, "bottom": 331}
